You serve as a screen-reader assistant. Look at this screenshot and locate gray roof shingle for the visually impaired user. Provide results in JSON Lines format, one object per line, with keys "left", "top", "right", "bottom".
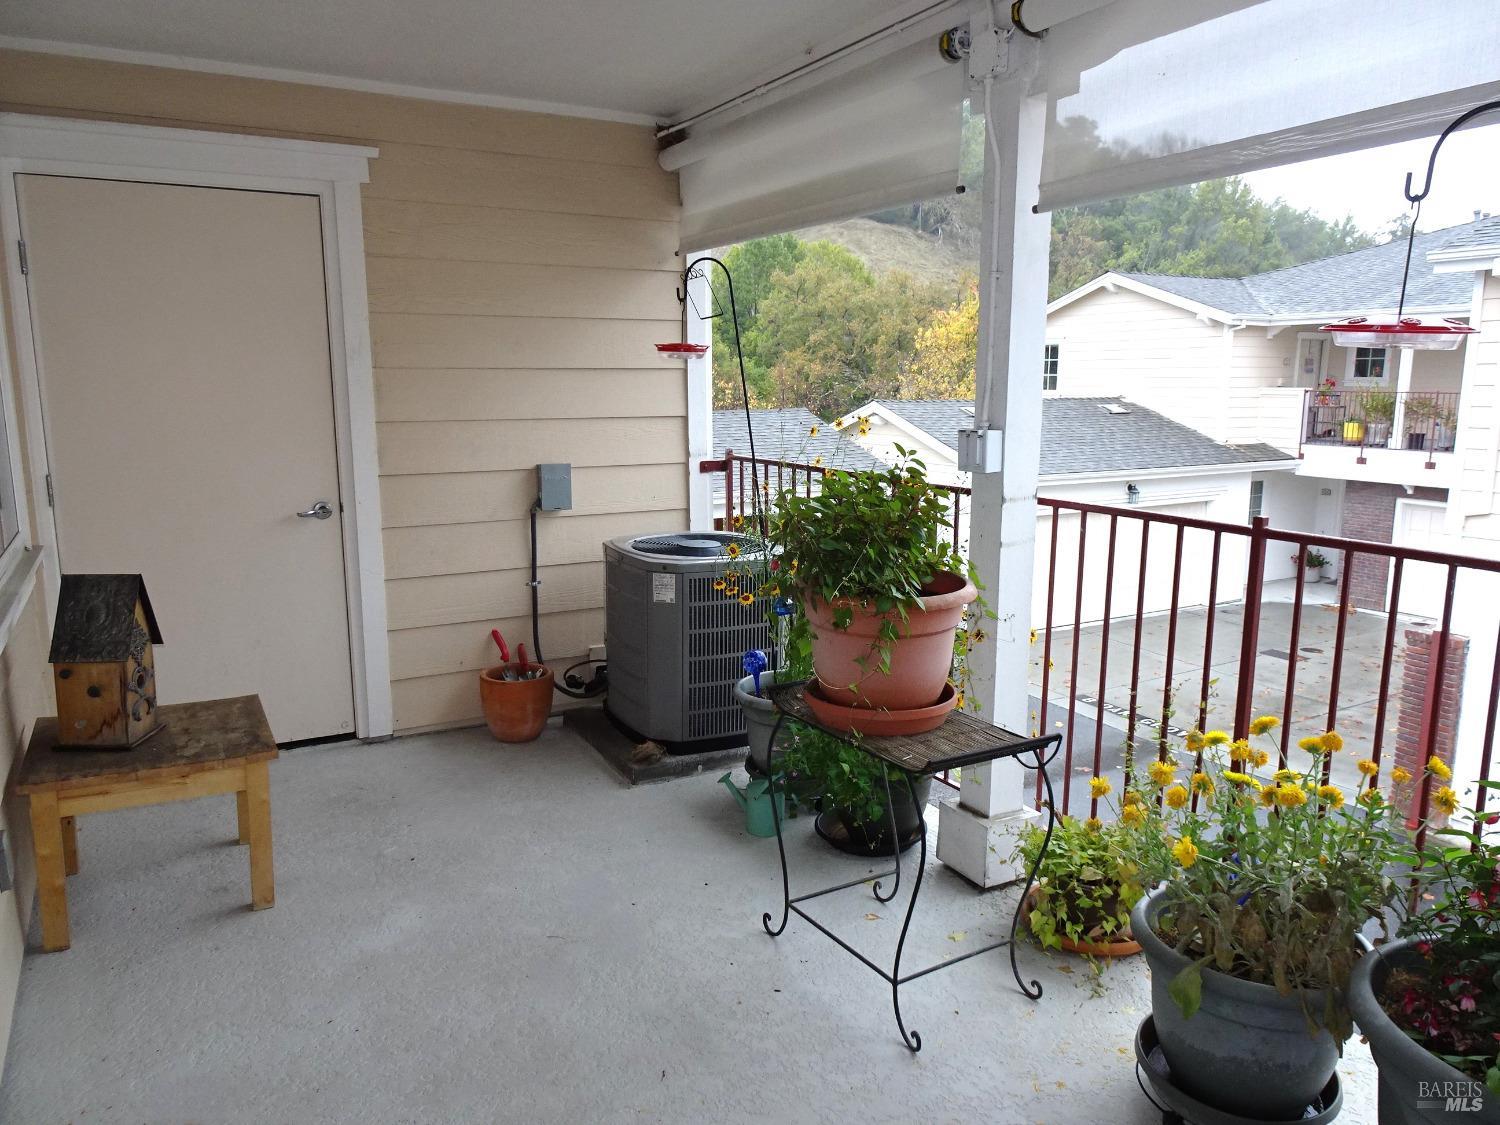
{"left": 712, "top": 408, "right": 885, "bottom": 473}
{"left": 1117, "top": 216, "right": 1500, "bottom": 319}
{"left": 873, "top": 398, "right": 1295, "bottom": 476}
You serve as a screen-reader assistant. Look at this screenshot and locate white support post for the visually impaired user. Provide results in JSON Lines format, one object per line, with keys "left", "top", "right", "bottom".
{"left": 936, "top": 63, "right": 1052, "bottom": 888}
{"left": 685, "top": 264, "right": 714, "bottom": 530}
{"left": 1391, "top": 346, "right": 1415, "bottom": 452}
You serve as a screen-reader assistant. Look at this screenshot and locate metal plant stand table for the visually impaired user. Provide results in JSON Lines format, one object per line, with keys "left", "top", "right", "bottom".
{"left": 761, "top": 681, "right": 1061, "bottom": 1051}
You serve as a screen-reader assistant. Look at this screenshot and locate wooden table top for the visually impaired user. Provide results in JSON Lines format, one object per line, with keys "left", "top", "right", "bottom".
{"left": 17, "top": 695, "right": 277, "bottom": 794}
{"left": 767, "top": 681, "right": 1060, "bottom": 776}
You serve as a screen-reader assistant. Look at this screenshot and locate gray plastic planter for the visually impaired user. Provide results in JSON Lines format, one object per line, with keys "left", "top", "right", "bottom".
{"left": 1349, "top": 938, "right": 1500, "bottom": 1124}
{"left": 1132, "top": 887, "right": 1342, "bottom": 1121}
{"left": 735, "top": 672, "right": 797, "bottom": 774}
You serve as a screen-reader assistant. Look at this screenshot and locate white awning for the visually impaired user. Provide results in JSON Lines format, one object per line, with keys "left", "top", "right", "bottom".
{"left": 1038, "top": 0, "right": 1500, "bottom": 212}
{"left": 666, "top": 37, "right": 968, "bottom": 250}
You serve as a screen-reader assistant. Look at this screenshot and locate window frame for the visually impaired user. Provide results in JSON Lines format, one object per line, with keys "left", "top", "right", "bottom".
{"left": 1042, "top": 342, "right": 1060, "bottom": 392}
{"left": 1348, "top": 345, "right": 1391, "bottom": 382}
{"left": 1248, "top": 478, "right": 1264, "bottom": 522}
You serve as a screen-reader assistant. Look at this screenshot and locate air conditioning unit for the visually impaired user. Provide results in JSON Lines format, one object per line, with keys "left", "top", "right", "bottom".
{"left": 604, "top": 532, "right": 771, "bottom": 754}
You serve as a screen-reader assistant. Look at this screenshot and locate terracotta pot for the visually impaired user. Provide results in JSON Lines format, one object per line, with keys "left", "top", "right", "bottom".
{"left": 1021, "top": 886, "right": 1142, "bottom": 958}
{"left": 478, "top": 664, "right": 554, "bottom": 743}
{"left": 802, "top": 679, "right": 956, "bottom": 736}
{"left": 804, "top": 571, "right": 977, "bottom": 709}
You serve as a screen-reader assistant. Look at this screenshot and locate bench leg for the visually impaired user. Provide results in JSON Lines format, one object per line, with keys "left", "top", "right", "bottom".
{"left": 61, "top": 816, "right": 79, "bottom": 876}
{"left": 29, "top": 793, "right": 70, "bottom": 952}
{"left": 236, "top": 790, "right": 250, "bottom": 845}
{"left": 244, "top": 761, "right": 274, "bottom": 910}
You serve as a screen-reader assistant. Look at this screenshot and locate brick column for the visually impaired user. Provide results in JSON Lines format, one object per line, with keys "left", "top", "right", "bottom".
{"left": 1341, "top": 482, "right": 1397, "bottom": 609}
{"left": 1393, "top": 628, "right": 1467, "bottom": 824}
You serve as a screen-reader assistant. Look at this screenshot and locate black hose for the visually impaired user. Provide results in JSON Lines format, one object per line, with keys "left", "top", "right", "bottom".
{"left": 529, "top": 498, "right": 607, "bottom": 699}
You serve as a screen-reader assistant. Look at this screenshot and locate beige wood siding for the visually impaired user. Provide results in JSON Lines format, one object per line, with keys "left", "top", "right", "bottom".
{"left": 1458, "top": 273, "right": 1500, "bottom": 537}
{"left": 0, "top": 49, "right": 689, "bottom": 733}
{"left": 1045, "top": 288, "right": 1232, "bottom": 440}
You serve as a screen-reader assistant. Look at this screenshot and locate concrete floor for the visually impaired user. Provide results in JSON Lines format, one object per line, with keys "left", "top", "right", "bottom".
{"left": 0, "top": 723, "right": 1379, "bottom": 1124}
{"left": 1032, "top": 581, "right": 1419, "bottom": 794}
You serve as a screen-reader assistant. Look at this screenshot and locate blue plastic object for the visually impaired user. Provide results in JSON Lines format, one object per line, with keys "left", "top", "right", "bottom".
{"left": 773, "top": 596, "right": 796, "bottom": 617}
{"left": 742, "top": 649, "right": 768, "bottom": 696}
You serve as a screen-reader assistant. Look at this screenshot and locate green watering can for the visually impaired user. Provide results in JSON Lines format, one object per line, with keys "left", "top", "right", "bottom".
{"left": 719, "top": 772, "right": 786, "bottom": 838}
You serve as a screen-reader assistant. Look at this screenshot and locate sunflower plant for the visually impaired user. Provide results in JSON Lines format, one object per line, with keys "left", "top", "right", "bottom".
{"left": 1111, "top": 720, "right": 1419, "bottom": 1042}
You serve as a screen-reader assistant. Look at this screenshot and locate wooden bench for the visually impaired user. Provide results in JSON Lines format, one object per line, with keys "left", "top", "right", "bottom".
{"left": 16, "top": 694, "right": 278, "bottom": 952}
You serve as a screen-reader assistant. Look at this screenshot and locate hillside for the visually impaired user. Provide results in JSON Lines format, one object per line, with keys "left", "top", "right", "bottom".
{"left": 796, "top": 217, "right": 978, "bottom": 286}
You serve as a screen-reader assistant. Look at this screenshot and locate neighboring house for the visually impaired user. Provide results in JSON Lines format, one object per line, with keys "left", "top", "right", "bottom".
{"left": 1044, "top": 215, "right": 1500, "bottom": 602}
{"left": 709, "top": 408, "right": 883, "bottom": 524}
{"left": 833, "top": 397, "right": 1298, "bottom": 624}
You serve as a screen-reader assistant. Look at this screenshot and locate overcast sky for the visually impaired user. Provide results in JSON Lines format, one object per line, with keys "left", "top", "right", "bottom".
{"left": 1241, "top": 122, "right": 1500, "bottom": 238}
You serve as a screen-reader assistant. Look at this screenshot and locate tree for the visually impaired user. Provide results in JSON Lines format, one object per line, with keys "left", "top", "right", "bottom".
{"left": 751, "top": 243, "right": 942, "bottom": 418}
{"left": 902, "top": 276, "right": 978, "bottom": 399}
{"left": 710, "top": 234, "right": 805, "bottom": 407}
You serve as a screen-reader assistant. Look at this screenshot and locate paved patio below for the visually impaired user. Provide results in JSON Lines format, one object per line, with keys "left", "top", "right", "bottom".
{"left": 0, "top": 720, "right": 1378, "bottom": 1123}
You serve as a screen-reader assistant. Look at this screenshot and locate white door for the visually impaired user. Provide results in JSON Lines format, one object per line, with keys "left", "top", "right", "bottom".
{"left": 1294, "top": 336, "right": 1328, "bottom": 389}
{"left": 17, "top": 174, "right": 356, "bottom": 742}
{"left": 1390, "top": 499, "right": 1454, "bottom": 620}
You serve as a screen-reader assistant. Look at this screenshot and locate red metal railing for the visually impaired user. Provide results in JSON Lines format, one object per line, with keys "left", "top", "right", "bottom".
{"left": 706, "top": 454, "right": 1498, "bottom": 845}
{"left": 1304, "top": 389, "right": 1461, "bottom": 469}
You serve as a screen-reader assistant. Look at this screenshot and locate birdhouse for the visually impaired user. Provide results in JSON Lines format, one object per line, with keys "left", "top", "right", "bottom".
{"left": 49, "top": 574, "right": 163, "bottom": 749}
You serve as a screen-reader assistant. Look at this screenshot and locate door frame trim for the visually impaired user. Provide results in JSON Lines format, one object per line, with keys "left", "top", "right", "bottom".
{"left": 0, "top": 113, "right": 393, "bottom": 739}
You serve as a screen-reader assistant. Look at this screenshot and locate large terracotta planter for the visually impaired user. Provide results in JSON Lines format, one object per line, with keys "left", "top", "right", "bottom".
{"left": 1133, "top": 887, "right": 1343, "bottom": 1121}
{"left": 804, "top": 571, "right": 977, "bottom": 709}
{"left": 479, "top": 664, "right": 554, "bottom": 743}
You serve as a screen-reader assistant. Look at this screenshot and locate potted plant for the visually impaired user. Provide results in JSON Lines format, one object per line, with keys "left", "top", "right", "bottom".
{"left": 1364, "top": 390, "right": 1398, "bottom": 447}
{"left": 1017, "top": 806, "right": 1145, "bottom": 963}
{"left": 1403, "top": 393, "right": 1439, "bottom": 450}
{"left": 1432, "top": 403, "right": 1458, "bottom": 451}
{"left": 1295, "top": 547, "right": 1331, "bottom": 583}
{"left": 1349, "top": 784, "right": 1500, "bottom": 1123}
{"left": 1116, "top": 722, "right": 1411, "bottom": 1120}
{"left": 770, "top": 447, "right": 978, "bottom": 730}
{"left": 777, "top": 724, "right": 931, "bottom": 854}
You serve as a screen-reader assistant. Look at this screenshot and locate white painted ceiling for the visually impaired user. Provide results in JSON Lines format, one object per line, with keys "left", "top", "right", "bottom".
{"left": 0, "top": 0, "right": 929, "bottom": 122}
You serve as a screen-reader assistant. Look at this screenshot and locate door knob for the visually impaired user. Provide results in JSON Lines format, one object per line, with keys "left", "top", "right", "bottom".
{"left": 297, "top": 500, "right": 334, "bottom": 520}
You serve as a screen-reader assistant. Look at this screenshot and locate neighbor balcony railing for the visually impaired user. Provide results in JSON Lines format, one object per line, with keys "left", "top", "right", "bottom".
{"left": 705, "top": 452, "right": 1498, "bottom": 847}
{"left": 1303, "top": 388, "right": 1460, "bottom": 458}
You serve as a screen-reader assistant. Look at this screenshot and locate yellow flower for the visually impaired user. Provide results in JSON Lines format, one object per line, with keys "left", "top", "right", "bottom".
{"left": 1029, "top": 629, "right": 1038, "bottom": 646}
{"left": 1172, "top": 836, "right": 1199, "bottom": 868}
{"left": 1432, "top": 786, "right": 1460, "bottom": 815}
{"left": 1164, "top": 785, "right": 1189, "bottom": 809}
{"left": 1358, "top": 788, "right": 1382, "bottom": 808}
{"left": 1391, "top": 766, "right": 1413, "bottom": 785}
{"left": 730, "top": 514, "right": 744, "bottom": 529}
{"left": 1426, "top": 756, "right": 1452, "bottom": 781}
{"left": 857, "top": 423, "right": 871, "bottom": 437}
{"left": 724, "top": 586, "right": 738, "bottom": 598}
{"left": 1123, "top": 789, "right": 1143, "bottom": 807}
{"left": 1320, "top": 731, "right": 1344, "bottom": 753}
{"left": 1249, "top": 715, "right": 1280, "bottom": 736}
{"left": 1222, "top": 770, "right": 1253, "bottom": 786}
{"left": 1258, "top": 786, "right": 1277, "bottom": 807}
{"left": 1191, "top": 771, "right": 1214, "bottom": 795}
{"left": 1298, "top": 736, "right": 1324, "bottom": 754}
{"left": 1203, "top": 730, "right": 1230, "bottom": 747}
{"left": 1356, "top": 758, "right": 1378, "bottom": 778}
{"left": 1121, "top": 804, "right": 1146, "bottom": 827}
{"left": 1230, "top": 738, "right": 1251, "bottom": 760}
{"left": 1250, "top": 748, "right": 1270, "bottom": 768}
{"left": 811, "top": 455, "right": 823, "bottom": 467}
{"left": 833, "top": 418, "right": 845, "bottom": 429}
{"left": 1089, "top": 776, "right": 1112, "bottom": 798}
{"left": 808, "top": 425, "right": 820, "bottom": 437}
{"left": 1275, "top": 785, "right": 1308, "bottom": 808}
{"left": 726, "top": 542, "right": 741, "bottom": 558}
{"left": 1084, "top": 817, "right": 1103, "bottom": 833}
{"left": 1273, "top": 768, "right": 1300, "bottom": 784}
{"left": 1317, "top": 784, "right": 1345, "bottom": 809}
{"left": 738, "top": 592, "right": 754, "bottom": 606}
{"left": 1148, "top": 759, "right": 1177, "bottom": 787}
{"left": 712, "top": 578, "right": 727, "bottom": 591}
{"left": 1185, "top": 730, "right": 1205, "bottom": 752}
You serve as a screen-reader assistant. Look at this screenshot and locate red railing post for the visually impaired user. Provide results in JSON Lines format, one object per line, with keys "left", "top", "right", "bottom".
{"left": 723, "top": 449, "right": 736, "bottom": 531}
{"left": 1233, "top": 516, "right": 1270, "bottom": 743}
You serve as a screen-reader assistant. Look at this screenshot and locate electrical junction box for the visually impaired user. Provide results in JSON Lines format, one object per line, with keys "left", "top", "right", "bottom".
{"left": 537, "top": 463, "right": 572, "bottom": 511}
{"left": 956, "top": 428, "right": 1003, "bottom": 474}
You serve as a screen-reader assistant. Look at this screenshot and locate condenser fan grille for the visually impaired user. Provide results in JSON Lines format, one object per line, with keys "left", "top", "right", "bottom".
{"left": 630, "top": 532, "right": 756, "bottom": 558}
